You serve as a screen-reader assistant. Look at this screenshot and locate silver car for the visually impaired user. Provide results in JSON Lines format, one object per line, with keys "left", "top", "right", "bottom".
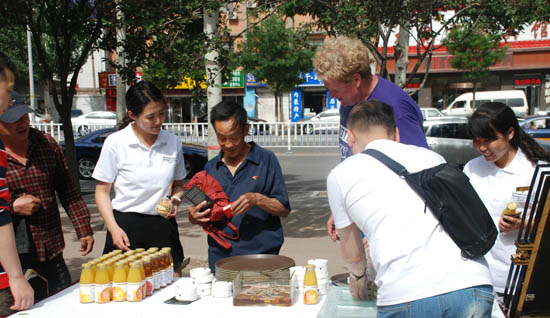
{"left": 298, "top": 108, "right": 340, "bottom": 134}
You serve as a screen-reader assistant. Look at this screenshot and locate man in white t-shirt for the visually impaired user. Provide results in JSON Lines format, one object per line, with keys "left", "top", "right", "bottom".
{"left": 327, "top": 100, "right": 494, "bottom": 317}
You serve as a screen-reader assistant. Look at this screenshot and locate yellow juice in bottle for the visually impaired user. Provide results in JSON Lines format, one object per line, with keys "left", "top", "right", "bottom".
{"left": 142, "top": 256, "right": 153, "bottom": 296}
{"left": 112, "top": 261, "right": 127, "bottom": 302}
{"left": 94, "top": 263, "right": 111, "bottom": 304}
{"left": 127, "top": 261, "right": 143, "bottom": 302}
{"left": 80, "top": 263, "right": 95, "bottom": 303}
{"left": 303, "top": 264, "right": 318, "bottom": 305}
{"left": 161, "top": 247, "right": 174, "bottom": 284}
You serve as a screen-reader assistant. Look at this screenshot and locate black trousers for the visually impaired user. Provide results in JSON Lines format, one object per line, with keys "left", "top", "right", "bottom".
{"left": 19, "top": 253, "right": 72, "bottom": 298}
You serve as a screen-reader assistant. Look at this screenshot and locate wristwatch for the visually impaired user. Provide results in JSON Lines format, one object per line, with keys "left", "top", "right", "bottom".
{"left": 349, "top": 268, "right": 366, "bottom": 281}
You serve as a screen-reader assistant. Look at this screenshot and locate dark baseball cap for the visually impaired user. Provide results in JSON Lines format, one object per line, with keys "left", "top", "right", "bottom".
{"left": 0, "top": 91, "right": 33, "bottom": 123}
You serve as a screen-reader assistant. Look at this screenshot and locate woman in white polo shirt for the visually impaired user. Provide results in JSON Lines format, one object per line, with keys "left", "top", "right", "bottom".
{"left": 93, "top": 80, "right": 186, "bottom": 273}
{"left": 464, "top": 102, "right": 550, "bottom": 316}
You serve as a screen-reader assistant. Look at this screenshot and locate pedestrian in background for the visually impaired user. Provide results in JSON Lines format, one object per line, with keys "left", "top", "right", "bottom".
{"left": 313, "top": 36, "right": 428, "bottom": 241}
{"left": 464, "top": 102, "right": 550, "bottom": 317}
{"left": 93, "top": 80, "right": 186, "bottom": 275}
{"left": 327, "top": 100, "right": 493, "bottom": 317}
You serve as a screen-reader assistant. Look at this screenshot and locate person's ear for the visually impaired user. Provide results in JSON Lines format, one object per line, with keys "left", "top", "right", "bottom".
{"left": 394, "top": 127, "right": 400, "bottom": 143}
{"left": 128, "top": 111, "right": 136, "bottom": 121}
{"left": 352, "top": 73, "right": 362, "bottom": 88}
{"left": 347, "top": 128, "right": 356, "bottom": 147}
{"left": 244, "top": 123, "right": 250, "bottom": 135}
{"left": 507, "top": 127, "right": 515, "bottom": 141}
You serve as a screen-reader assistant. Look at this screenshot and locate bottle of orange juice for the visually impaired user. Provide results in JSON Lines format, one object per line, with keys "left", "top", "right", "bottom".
{"left": 94, "top": 263, "right": 111, "bottom": 303}
{"left": 127, "top": 261, "right": 143, "bottom": 302}
{"left": 80, "top": 262, "right": 95, "bottom": 303}
{"left": 161, "top": 247, "right": 174, "bottom": 284}
{"left": 142, "top": 256, "right": 153, "bottom": 296}
{"left": 303, "top": 264, "right": 318, "bottom": 305}
{"left": 112, "top": 261, "right": 127, "bottom": 302}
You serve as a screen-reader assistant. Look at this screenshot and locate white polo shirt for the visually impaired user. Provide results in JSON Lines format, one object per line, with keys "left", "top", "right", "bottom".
{"left": 464, "top": 149, "right": 536, "bottom": 293}
{"left": 92, "top": 123, "right": 187, "bottom": 215}
{"left": 327, "top": 139, "right": 492, "bottom": 306}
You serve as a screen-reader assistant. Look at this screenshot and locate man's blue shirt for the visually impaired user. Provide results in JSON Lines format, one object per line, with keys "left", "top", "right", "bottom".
{"left": 204, "top": 142, "right": 290, "bottom": 271}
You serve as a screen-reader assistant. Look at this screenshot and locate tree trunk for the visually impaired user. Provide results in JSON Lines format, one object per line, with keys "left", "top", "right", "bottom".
{"left": 394, "top": 24, "right": 409, "bottom": 88}
{"left": 274, "top": 91, "right": 280, "bottom": 122}
{"left": 59, "top": 110, "right": 80, "bottom": 192}
{"left": 204, "top": 9, "right": 222, "bottom": 160}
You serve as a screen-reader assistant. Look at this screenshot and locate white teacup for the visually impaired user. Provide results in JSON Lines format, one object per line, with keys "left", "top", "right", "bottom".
{"left": 175, "top": 278, "right": 198, "bottom": 301}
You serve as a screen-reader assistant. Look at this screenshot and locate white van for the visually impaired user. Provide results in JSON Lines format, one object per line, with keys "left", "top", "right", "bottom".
{"left": 442, "top": 90, "right": 528, "bottom": 118}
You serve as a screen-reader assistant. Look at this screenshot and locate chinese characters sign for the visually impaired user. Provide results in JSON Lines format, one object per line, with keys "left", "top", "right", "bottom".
{"left": 291, "top": 88, "right": 302, "bottom": 122}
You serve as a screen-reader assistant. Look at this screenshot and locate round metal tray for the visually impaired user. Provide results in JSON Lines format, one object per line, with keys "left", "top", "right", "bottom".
{"left": 215, "top": 254, "right": 295, "bottom": 281}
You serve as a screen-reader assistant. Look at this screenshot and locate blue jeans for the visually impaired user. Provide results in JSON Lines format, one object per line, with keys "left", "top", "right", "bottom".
{"left": 377, "top": 285, "right": 493, "bottom": 318}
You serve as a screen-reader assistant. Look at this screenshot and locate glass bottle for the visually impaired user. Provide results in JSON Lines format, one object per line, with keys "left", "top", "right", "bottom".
{"left": 303, "top": 264, "right": 318, "bottom": 305}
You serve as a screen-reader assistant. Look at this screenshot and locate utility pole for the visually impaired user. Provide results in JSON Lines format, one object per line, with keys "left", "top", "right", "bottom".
{"left": 204, "top": 9, "right": 222, "bottom": 160}
{"left": 26, "top": 27, "right": 36, "bottom": 112}
{"left": 115, "top": 0, "right": 127, "bottom": 124}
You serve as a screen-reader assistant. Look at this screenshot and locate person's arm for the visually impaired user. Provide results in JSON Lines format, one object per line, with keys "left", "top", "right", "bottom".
{"left": 231, "top": 192, "right": 289, "bottom": 217}
{"left": 0, "top": 223, "right": 34, "bottom": 310}
{"left": 95, "top": 181, "right": 130, "bottom": 250}
{"left": 338, "top": 223, "right": 368, "bottom": 300}
{"left": 52, "top": 140, "right": 94, "bottom": 254}
{"left": 326, "top": 214, "right": 339, "bottom": 241}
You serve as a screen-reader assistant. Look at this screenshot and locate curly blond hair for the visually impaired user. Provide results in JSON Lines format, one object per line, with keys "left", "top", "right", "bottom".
{"left": 313, "top": 36, "right": 372, "bottom": 83}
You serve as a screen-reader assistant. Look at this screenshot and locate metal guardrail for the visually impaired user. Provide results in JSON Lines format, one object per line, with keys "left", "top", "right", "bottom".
{"left": 32, "top": 122, "right": 340, "bottom": 150}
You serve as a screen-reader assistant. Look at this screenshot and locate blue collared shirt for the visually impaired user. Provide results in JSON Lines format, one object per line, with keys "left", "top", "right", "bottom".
{"left": 204, "top": 142, "right": 291, "bottom": 265}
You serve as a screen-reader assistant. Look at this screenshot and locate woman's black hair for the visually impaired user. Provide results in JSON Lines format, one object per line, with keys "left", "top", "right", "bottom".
{"left": 209, "top": 100, "right": 248, "bottom": 132}
{"left": 467, "top": 102, "right": 550, "bottom": 164}
{"left": 118, "top": 80, "right": 165, "bottom": 130}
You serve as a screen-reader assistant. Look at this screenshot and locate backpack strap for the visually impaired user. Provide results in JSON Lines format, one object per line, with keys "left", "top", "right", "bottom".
{"left": 363, "top": 148, "right": 409, "bottom": 177}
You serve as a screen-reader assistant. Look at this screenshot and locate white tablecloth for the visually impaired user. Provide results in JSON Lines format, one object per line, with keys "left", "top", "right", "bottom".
{"left": 11, "top": 279, "right": 326, "bottom": 318}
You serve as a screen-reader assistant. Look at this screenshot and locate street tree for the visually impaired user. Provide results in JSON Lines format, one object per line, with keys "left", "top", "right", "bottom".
{"left": 1, "top": 0, "right": 116, "bottom": 188}
{"left": 443, "top": 26, "right": 506, "bottom": 105}
{"left": 235, "top": 15, "right": 314, "bottom": 121}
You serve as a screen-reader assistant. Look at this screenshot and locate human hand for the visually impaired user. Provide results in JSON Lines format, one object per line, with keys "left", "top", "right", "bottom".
{"left": 80, "top": 235, "right": 94, "bottom": 256}
{"left": 188, "top": 201, "right": 211, "bottom": 225}
{"left": 327, "top": 215, "right": 339, "bottom": 241}
{"left": 9, "top": 276, "right": 34, "bottom": 311}
{"left": 349, "top": 274, "right": 367, "bottom": 300}
{"left": 12, "top": 194, "right": 42, "bottom": 216}
{"left": 231, "top": 193, "right": 259, "bottom": 216}
{"left": 163, "top": 197, "right": 179, "bottom": 220}
{"left": 110, "top": 226, "right": 130, "bottom": 250}
{"left": 499, "top": 215, "right": 522, "bottom": 232}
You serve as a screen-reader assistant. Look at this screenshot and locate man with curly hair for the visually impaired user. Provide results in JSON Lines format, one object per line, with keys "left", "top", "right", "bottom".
{"left": 314, "top": 36, "right": 428, "bottom": 241}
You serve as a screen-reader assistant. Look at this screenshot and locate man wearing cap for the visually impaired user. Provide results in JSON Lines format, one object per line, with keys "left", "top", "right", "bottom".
{"left": 0, "top": 92, "right": 94, "bottom": 295}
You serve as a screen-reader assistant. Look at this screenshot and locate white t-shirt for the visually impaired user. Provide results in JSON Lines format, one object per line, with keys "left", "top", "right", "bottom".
{"left": 464, "top": 149, "right": 535, "bottom": 293}
{"left": 327, "top": 139, "right": 492, "bottom": 306}
{"left": 92, "top": 123, "right": 187, "bottom": 215}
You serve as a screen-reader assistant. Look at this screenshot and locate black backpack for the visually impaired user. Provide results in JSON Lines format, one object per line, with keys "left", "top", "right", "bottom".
{"left": 364, "top": 148, "right": 497, "bottom": 260}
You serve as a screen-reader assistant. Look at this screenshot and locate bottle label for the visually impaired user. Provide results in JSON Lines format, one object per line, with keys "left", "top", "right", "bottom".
{"left": 79, "top": 284, "right": 95, "bottom": 303}
{"left": 160, "top": 269, "right": 167, "bottom": 287}
{"left": 167, "top": 266, "right": 174, "bottom": 284}
{"left": 94, "top": 283, "right": 111, "bottom": 303}
{"left": 303, "top": 286, "right": 318, "bottom": 305}
{"left": 112, "top": 282, "right": 127, "bottom": 302}
{"left": 153, "top": 272, "right": 161, "bottom": 290}
{"left": 145, "top": 276, "right": 153, "bottom": 296}
{"left": 127, "top": 282, "right": 143, "bottom": 302}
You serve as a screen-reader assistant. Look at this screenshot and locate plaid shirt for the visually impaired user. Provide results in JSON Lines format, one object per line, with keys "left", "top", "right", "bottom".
{"left": 6, "top": 128, "right": 93, "bottom": 262}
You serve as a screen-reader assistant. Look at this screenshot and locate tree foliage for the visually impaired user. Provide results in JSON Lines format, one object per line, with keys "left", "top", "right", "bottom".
{"left": 235, "top": 15, "right": 314, "bottom": 121}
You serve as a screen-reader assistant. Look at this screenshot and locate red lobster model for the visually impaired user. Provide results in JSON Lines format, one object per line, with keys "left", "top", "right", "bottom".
{"left": 184, "top": 171, "right": 239, "bottom": 249}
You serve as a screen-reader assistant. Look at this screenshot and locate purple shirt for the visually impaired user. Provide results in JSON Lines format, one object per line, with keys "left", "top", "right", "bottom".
{"left": 339, "top": 76, "right": 428, "bottom": 160}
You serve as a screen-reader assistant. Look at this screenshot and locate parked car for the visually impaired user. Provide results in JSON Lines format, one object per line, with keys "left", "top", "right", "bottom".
{"left": 72, "top": 111, "right": 117, "bottom": 135}
{"left": 420, "top": 107, "right": 445, "bottom": 121}
{"left": 519, "top": 115, "right": 550, "bottom": 140}
{"left": 442, "top": 90, "right": 528, "bottom": 118}
{"left": 297, "top": 108, "right": 340, "bottom": 134}
{"left": 424, "top": 117, "right": 550, "bottom": 168}
{"left": 61, "top": 128, "right": 207, "bottom": 179}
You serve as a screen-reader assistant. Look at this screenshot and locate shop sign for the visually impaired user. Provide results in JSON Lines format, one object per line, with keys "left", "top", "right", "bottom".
{"left": 245, "top": 73, "right": 267, "bottom": 88}
{"left": 98, "top": 72, "right": 143, "bottom": 88}
{"left": 291, "top": 88, "right": 303, "bottom": 122}
{"left": 514, "top": 77, "right": 542, "bottom": 88}
{"left": 545, "top": 74, "right": 550, "bottom": 104}
{"left": 223, "top": 70, "right": 244, "bottom": 88}
{"left": 326, "top": 90, "right": 338, "bottom": 109}
{"left": 299, "top": 71, "right": 323, "bottom": 86}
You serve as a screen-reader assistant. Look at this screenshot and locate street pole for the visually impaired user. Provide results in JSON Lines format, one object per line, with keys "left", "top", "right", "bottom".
{"left": 26, "top": 27, "right": 36, "bottom": 112}
{"left": 115, "top": 0, "right": 127, "bottom": 124}
{"left": 204, "top": 9, "right": 222, "bottom": 160}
